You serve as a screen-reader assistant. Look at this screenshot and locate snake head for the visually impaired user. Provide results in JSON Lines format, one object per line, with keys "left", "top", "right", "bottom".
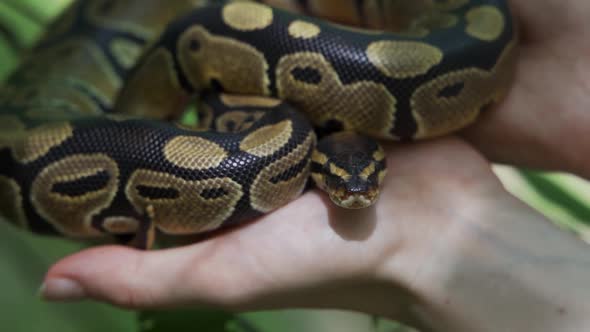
{"left": 325, "top": 173, "right": 381, "bottom": 209}
{"left": 311, "top": 132, "right": 387, "bottom": 209}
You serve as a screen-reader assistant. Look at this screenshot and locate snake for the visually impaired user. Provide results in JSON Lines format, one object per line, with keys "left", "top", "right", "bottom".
{"left": 0, "top": 0, "right": 517, "bottom": 248}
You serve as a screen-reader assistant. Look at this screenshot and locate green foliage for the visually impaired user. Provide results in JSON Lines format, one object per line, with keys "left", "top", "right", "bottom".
{"left": 0, "top": 222, "right": 136, "bottom": 332}
{"left": 139, "top": 310, "right": 247, "bottom": 332}
{"left": 521, "top": 170, "right": 590, "bottom": 228}
{"left": 0, "top": 0, "right": 70, "bottom": 80}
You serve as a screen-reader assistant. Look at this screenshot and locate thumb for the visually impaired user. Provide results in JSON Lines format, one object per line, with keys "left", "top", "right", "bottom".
{"left": 40, "top": 194, "right": 370, "bottom": 310}
{"left": 41, "top": 245, "right": 182, "bottom": 308}
{"left": 40, "top": 242, "right": 267, "bottom": 309}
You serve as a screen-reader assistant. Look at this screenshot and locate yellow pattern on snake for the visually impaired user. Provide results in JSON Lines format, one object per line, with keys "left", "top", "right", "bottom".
{"left": 0, "top": 0, "right": 517, "bottom": 248}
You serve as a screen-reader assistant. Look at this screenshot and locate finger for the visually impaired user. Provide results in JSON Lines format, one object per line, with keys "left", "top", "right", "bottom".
{"left": 40, "top": 192, "right": 382, "bottom": 310}
{"left": 461, "top": 39, "right": 590, "bottom": 178}
{"left": 41, "top": 245, "right": 203, "bottom": 308}
{"left": 40, "top": 137, "right": 497, "bottom": 312}
{"left": 509, "top": 0, "right": 589, "bottom": 42}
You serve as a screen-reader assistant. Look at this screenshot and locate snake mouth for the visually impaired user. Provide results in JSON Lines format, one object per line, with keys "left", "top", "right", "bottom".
{"left": 328, "top": 188, "right": 379, "bottom": 209}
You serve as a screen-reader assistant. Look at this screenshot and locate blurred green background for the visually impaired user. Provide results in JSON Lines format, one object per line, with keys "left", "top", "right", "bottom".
{"left": 0, "top": 1, "right": 588, "bottom": 331}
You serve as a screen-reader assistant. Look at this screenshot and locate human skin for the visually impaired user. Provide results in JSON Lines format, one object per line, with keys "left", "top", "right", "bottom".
{"left": 40, "top": 0, "right": 590, "bottom": 331}
{"left": 462, "top": 0, "right": 590, "bottom": 178}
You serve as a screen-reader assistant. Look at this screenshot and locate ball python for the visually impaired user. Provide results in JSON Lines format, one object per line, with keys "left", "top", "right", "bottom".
{"left": 0, "top": 0, "right": 517, "bottom": 248}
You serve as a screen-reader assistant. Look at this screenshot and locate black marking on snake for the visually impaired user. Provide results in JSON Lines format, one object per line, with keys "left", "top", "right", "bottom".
{"left": 68, "top": 80, "right": 111, "bottom": 112}
{"left": 51, "top": 170, "right": 111, "bottom": 197}
{"left": 316, "top": 119, "right": 344, "bottom": 138}
{"left": 438, "top": 82, "right": 465, "bottom": 98}
{"left": 294, "top": 0, "right": 309, "bottom": 13}
{"left": 0, "top": 150, "right": 11, "bottom": 175}
{"left": 201, "top": 187, "right": 229, "bottom": 199}
{"left": 269, "top": 155, "right": 310, "bottom": 183}
{"left": 209, "top": 78, "right": 225, "bottom": 92}
{"left": 158, "top": 6, "right": 225, "bottom": 93}
{"left": 310, "top": 161, "right": 324, "bottom": 174}
{"left": 0, "top": 0, "right": 516, "bottom": 246}
{"left": 345, "top": 177, "right": 370, "bottom": 193}
{"left": 354, "top": 0, "right": 368, "bottom": 27}
{"left": 94, "top": 29, "right": 148, "bottom": 78}
{"left": 37, "top": 0, "right": 149, "bottom": 79}
{"left": 224, "top": 120, "right": 237, "bottom": 132}
{"left": 0, "top": 154, "right": 59, "bottom": 235}
{"left": 136, "top": 185, "right": 180, "bottom": 200}
{"left": 188, "top": 38, "right": 201, "bottom": 52}
{"left": 291, "top": 67, "right": 323, "bottom": 84}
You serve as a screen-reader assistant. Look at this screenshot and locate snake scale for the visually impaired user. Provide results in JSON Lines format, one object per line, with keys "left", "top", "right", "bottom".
{"left": 0, "top": 0, "right": 517, "bottom": 248}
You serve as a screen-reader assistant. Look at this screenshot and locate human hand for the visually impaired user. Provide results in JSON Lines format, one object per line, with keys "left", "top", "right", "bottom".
{"left": 40, "top": 1, "right": 590, "bottom": 331}
{"left": 41, "top": 138, "right": 590, "bottom": 331}
{"left": 463, "top": 0, "right": 590, "bottom": 178}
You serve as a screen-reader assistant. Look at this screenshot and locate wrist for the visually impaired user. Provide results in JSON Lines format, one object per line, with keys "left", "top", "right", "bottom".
{"left": 381, "top": 193, "right": 590, "bottom": 331}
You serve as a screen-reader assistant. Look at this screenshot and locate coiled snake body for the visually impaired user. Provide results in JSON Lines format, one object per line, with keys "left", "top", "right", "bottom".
{"left": 0, "top": 0, "right": 516, "bottom": 248}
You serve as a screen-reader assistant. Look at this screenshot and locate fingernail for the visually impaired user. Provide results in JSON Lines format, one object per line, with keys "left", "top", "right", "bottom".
{"left": 39, "top": 278, "right": 87, "bottom": 302}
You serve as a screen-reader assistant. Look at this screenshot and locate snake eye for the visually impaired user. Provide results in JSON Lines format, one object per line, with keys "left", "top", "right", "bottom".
{"left": 291, "top": 66, "right": 322, "bottom": 84}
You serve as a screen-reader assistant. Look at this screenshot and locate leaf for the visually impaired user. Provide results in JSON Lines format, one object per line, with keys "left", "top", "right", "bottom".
{"left": 138, "top": 310, "right": 262, "bottom": 332}
{"left": 520, "top": 170, "right": 590, "bottom": 228}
